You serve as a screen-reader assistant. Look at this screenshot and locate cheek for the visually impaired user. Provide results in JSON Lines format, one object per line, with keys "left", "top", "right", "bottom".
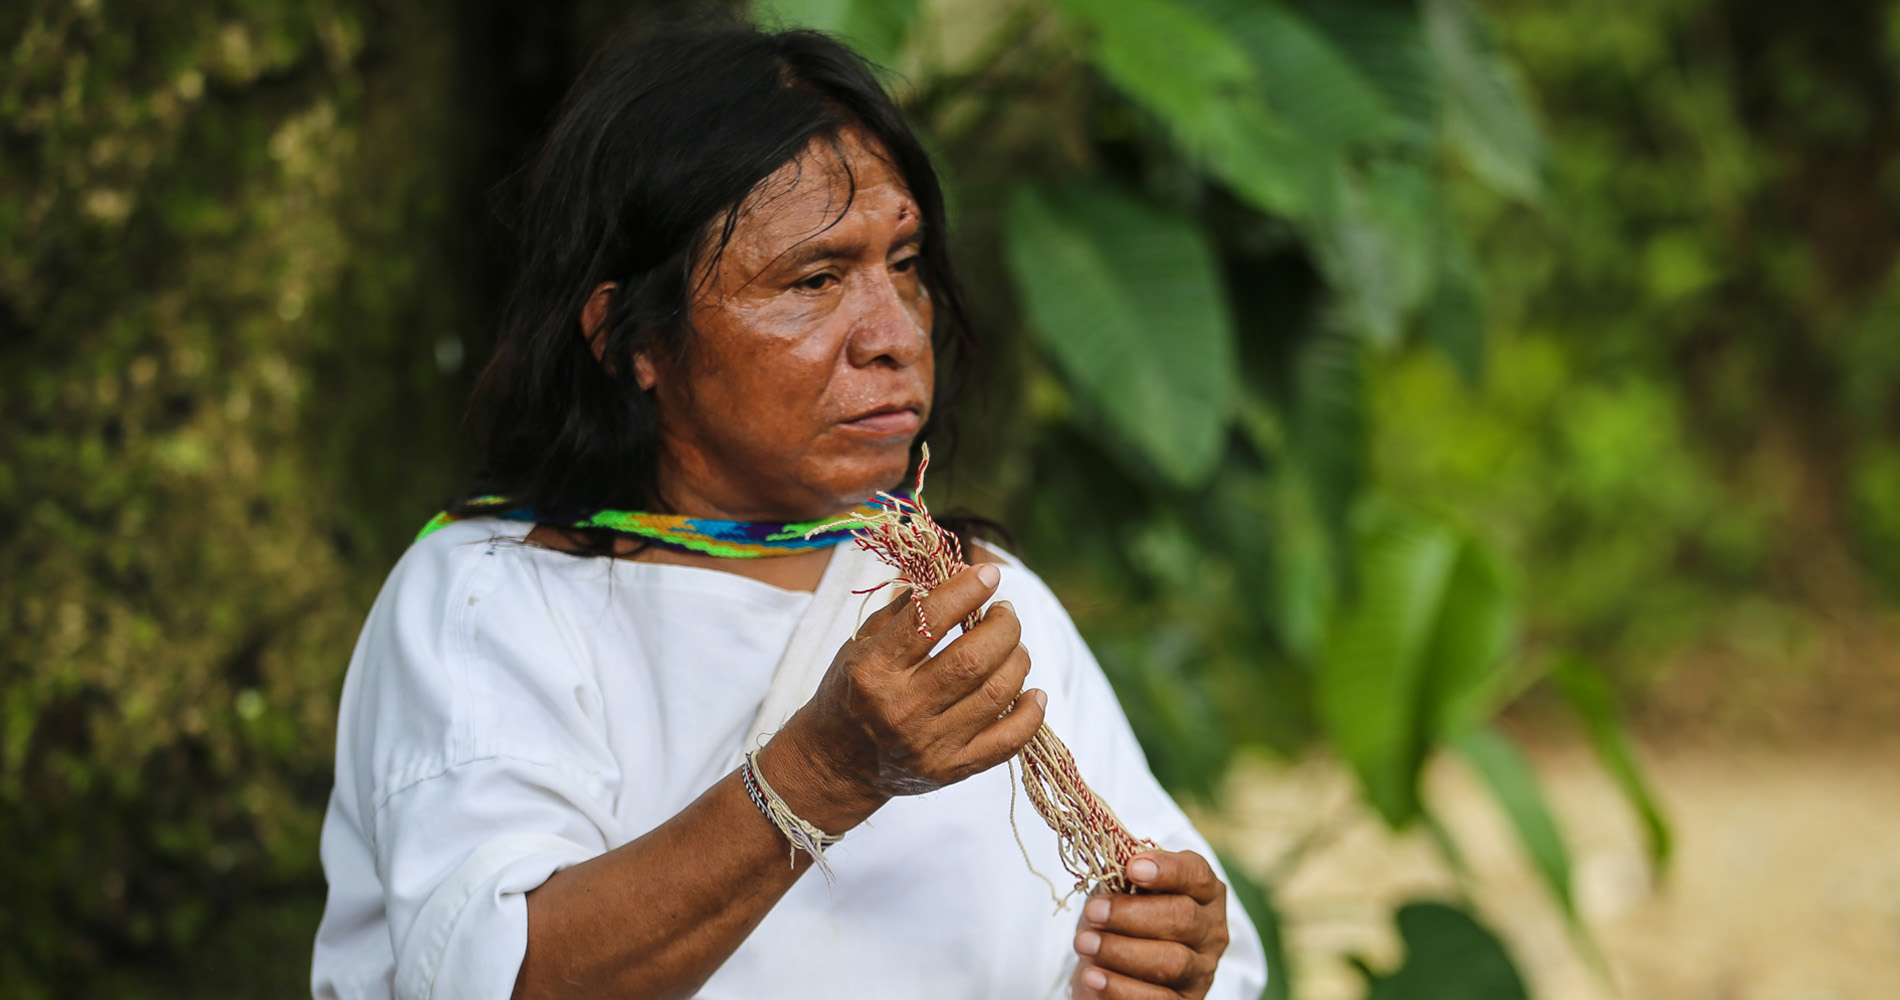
{"left": 681, "top": 328, "right": 844, "bottom": 447}
{"left": 690, "top": 300, "right": 831, "bottom": 389}
{"left": 907, "top": 278, "right": 934, "bottom": 330}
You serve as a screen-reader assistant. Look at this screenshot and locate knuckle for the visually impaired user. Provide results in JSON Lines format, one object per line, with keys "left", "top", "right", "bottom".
{"left": 1207, "top": 924, "right": 1231, "bottom": 957}
{"left": 845, "top": 656, "right": 878, "bottom": 686}
{"left": 980, "top": 669, "right": 1021, "bottom": 707}
{"left": 941, "top": 645, "right": 985, "bottom": 682}
{"left": 1003, "top": 644, "right": 1032, "bottom": 681}
{"left": 1160, "top": 943, "right": 1196, "bottom": 983}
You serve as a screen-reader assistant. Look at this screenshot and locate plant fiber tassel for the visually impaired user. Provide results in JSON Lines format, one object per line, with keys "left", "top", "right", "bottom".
{"left": 811, "top": 446, "right": 1157, "bottom": 897}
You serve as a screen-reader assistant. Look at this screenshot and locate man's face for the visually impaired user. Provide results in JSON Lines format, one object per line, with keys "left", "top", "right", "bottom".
{"left": 639, "top": 128, "right": 935, "bottom": 521}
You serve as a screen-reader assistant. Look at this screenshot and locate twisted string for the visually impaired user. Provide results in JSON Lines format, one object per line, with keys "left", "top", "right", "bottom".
{"left": 743, "top": 749, "right": 845, "bottom": 885}
{"left": 810, "top": 447, "right": 1157, "bottom": 898}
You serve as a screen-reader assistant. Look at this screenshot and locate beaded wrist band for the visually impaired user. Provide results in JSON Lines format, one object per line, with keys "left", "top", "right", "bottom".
{"left": 741, "top": 749, "right": 845, "bottom": 884}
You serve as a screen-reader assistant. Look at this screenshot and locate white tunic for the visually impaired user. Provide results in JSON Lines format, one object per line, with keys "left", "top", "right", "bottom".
{"left": 312, "top": 518, "right": 1268, "bottom": 999}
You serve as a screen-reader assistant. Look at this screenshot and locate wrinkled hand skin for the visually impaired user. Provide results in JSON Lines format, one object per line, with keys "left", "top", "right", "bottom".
{"left": 1070, "top": 852, "right": 1231, "bottom": 1000}
{"left": 767, "top": 563, "right": 1048, "bottom": 829}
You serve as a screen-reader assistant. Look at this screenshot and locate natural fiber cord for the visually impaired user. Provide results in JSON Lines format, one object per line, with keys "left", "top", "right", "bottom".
{"left": 742, "top": 749, "right": 845, "bottom": 885}
{"left": 811, "top": 448, "right": 1157, "bottom": 898}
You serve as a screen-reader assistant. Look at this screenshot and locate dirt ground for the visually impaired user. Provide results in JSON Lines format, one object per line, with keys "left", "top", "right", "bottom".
{"left": 1201, "top": 735, "right": 1900, "bottom": 1000}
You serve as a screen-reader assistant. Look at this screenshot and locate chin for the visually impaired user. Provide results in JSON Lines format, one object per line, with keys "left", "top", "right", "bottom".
{"left": 808, "top": 442, "right": 915, "bottom": 510}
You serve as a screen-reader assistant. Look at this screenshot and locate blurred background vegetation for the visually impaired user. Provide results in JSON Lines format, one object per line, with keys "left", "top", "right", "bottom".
{"left": 5, "top": 0, "right": 1898, "bottom": 996}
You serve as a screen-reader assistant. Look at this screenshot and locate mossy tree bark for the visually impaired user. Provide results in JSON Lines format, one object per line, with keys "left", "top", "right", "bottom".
{"left": 0, "top": 1, "right": 604, "bottom": 992}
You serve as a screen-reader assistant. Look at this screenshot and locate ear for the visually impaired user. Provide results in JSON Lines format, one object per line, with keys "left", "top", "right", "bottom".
{"left": 631, "top": 350, "right": 659, "bottom": 391}
{"left": 581, "top": 282, "right": 616, "bottom": 363}
{"left": 583, "top": 281, "right": 661, "bottom": 389}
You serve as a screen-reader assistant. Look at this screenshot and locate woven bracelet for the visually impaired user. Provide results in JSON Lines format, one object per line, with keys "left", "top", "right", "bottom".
{"left": 741, "top": 749, "right": 845, "bottom": 884}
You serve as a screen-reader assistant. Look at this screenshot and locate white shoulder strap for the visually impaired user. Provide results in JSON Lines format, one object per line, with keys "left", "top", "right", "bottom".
{"left": 731, "top": 543, "right": 894, "bottom": 769}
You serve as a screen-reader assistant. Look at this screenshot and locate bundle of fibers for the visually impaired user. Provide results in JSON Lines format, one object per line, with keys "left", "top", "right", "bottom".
{"left": 814, "top": 447, "right": 1157, "bottom": 897}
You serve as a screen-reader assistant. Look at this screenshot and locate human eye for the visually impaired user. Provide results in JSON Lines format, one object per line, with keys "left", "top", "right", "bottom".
{"left": 795, "top": 270, "right": 838, "bottom": 291}
{"left": 891, "top": 252, "right": 921, "bottom": 273}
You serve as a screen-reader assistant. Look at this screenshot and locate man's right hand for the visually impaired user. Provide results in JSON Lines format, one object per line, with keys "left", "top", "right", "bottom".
{"left": 760, "top": 562, "right": 1047, "bottom": 832}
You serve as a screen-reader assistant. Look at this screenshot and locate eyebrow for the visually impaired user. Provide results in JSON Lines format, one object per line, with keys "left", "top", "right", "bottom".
{"left": 775, "top": 224, "right": 927, "bottom": 273}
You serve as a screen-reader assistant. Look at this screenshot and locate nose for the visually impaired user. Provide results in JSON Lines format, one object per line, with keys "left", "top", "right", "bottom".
{"left": 845, "top": 270, "right": 929, "bottom": 369}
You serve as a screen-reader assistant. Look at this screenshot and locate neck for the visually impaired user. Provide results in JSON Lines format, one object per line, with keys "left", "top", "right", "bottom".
{"left": 654, "top": 451, "right": 857, "bottom": 524}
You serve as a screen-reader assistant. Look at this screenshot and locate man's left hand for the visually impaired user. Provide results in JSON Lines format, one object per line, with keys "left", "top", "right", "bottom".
{"left": 1070, "top": 850, "right": 1230, "bottom": 999}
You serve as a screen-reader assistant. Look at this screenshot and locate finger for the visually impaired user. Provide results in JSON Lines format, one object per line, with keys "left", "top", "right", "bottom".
{"left": 1078, "top": 929, "right": 1208, "bottom": 990}
{"left": 916, "top": 601, "right": 1023, "bottom": 712}
{"left": 853, "top": 586, "right": 915, "bottom": 641}
{"left": 933, "top": 640, "right": 1031, "bottom": 733}
{"left": 1125, "top": 850, "right": 1223, "bottom": 906}
{"left": 883, "top": 563, "right": 1001, "bottom": 658}
{"left": 1082, "top": 892, "right": 1208, "bottom": 944}
{"left": 1070, "top": 961, "right": 1177, "bottom": 1000}
{"left": 952, "top": 687, "right": 1046, "bottom": 775}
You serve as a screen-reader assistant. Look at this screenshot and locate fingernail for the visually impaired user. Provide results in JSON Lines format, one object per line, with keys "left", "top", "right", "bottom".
{"left": 1129, "top": 857, "right": 1159, "bottom": 884}
{"left": 1033, "top": 689, "right": 1048, "bottom": 709}
{"left": 1083, "top": 968, "right": 1107, "bottom": 992}
{"left": 1075, "top": 930, "right": 1101, "bottom": 956}
{"left": 1085, "top": 897, "right": 1110, "bottom": 925}
{"left": 976, "top": 563, "right": 1000, "bottom": 588}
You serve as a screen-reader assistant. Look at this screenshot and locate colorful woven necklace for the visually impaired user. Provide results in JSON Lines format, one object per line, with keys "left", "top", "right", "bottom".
{"left": 415, "top": 493, "right": 905, "bottom": 559}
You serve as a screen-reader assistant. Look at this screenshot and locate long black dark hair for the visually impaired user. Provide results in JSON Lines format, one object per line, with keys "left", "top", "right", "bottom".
{"left": 458, "top": 17, "right": 977, "bottom": 537}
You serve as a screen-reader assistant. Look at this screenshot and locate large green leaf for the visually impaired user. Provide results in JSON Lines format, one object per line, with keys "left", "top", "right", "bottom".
{"left": 1294, "top": 0, "right": 1439, "bottom": 147}
{"left": 1194, "top": 98, "right": 1330, "bottom": 220}
{"left": 1362, "top": 902, "right": 1530, "bottom": 1000}
{"left": 1097, "top": 626, "right": 1233, "bottom": 799}
{"left": 1317, "top": 508, "right": 1459, "bottom": 823}
{"left": 754, "top": 0, "right": 921, "bottom": 67}
{"left": 1195, "top": 0, "right": 1402, "bottom": 150}
{"left": 1455, "top": 726, "right": 1576, "bottom": 918}
{"left": 1286, "top": 327, "right": 1365, "bottom": 545}
{"left": 1315, "top": 157, "right": 1443, "bottom": 349}
{"left": 1058, "top": 0, "right": 1255, "bottom": 134}
{"left": 1059, "top": 0, "right": 1328, "bottom": 219}
{"left": 1417, "top": 235, "right": 1487, "bottom": 386}
{"left": 1553, "top": 656, "right": 1673, "bottom": 869}
{"left": 1422, "top": 0, "right": 1544, "bottom": 200}
{"left": 1263, "top": 465, "right": 1337, "bottom": 665}
{"left": 1318, "top": 507, "right": 1520, "bottom": 825}
{"left": 1420, "top": 539, "right": 1516, "bottom": 739}
{"left": 1004, "top": 180, "right": 1239, "bottom": 486}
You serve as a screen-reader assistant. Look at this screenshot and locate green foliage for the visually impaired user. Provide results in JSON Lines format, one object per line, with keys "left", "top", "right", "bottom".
{"left": 756, "top": 0, "right": 922, "bottom": 66}
{"left": 1319, "top": 508, "right": 1516, "bottom": 825}
{"left": 1552, "top": 657, "right": 1672, "bottom": 868}
{"left": 750, "top": 0, "right": 1643, "bottom": 994}
{"left": 36, "top": 0, "right": 1876, "bottom": 995}
{"left": 1360, "top": 902, "right": 1530, "bottom": 1000}
{"left": 1424, "top": 0, "right": 1544, "bottom": 200}
{"left": 1384, "top": 0, "right": 1900, "bottom": 711}
{"left": 836, "top": 0, "right": 1650, "bottom": 995}
{"left": 1, "top": 0, "right": 495, "bottom": 991}
{"left": 1004, "top": 180, "right": 1239, "bottom": 485}
{"left": 1455, "top": 727, "right": 1575, "bottom": 919}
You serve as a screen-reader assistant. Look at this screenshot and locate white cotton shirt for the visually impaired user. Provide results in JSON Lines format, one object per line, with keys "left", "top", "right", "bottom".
{"left": 312, "top": 518, "right": 1268, "bottom": 1000}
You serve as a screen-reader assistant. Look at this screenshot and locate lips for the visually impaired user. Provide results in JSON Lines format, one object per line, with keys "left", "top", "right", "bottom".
{"left": 840, "top": 403, "right": 923, "bottom": 437}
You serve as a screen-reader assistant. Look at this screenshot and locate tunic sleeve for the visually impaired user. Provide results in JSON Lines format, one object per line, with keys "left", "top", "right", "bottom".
{"left": 316, "top": 525, "right": 624, "bottom": 1000}
{"left": 1001, "top": 562, "right": 1272, "bottom": 1000}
